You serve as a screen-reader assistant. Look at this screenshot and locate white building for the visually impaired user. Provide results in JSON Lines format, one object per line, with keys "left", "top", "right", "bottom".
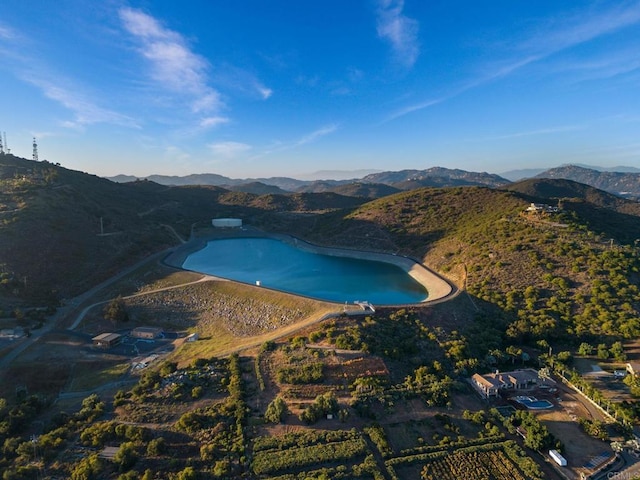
{"left": 471, "top": 369, "right": 539, "bottom": 398}
{"left": 212, "top": 218, "right": 242, "bottom": 228}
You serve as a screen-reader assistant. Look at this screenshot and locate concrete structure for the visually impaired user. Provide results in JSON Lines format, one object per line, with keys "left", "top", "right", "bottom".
{"left": 186, "top": 333, "right": 199, "bottom": 342}
{"left": 471, "top": 369, "right": 539, "bottom": 398}
{"left": 131, "top": 326, "right": 163, "bottom": 339}
{"left": 211, "top": 218, "right": 242, "bottom": 228}
{"left": 626, "top": 363, "right": 640, "bottom": 377}
{"left": 549, "top": 449, "right": 567, "bottom": 467}
{"left": 92, "top": 332, "right": 122, "bottom": 349}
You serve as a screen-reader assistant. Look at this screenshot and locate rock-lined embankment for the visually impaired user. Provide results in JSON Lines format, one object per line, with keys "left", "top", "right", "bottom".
{"left": 164, "top": 229, "right": 454, "bottom": 304}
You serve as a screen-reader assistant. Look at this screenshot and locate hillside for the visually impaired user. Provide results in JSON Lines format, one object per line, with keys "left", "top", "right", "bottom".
{"left": 505, "top": 178, "right": 640, "bottom": 243}
{"left": 536, "top": 165, "right": 640, "bottom": 199}
{"left": 297, "top": 181, "right": 401, "bottom": 199}
{"left": 4, "top": 159, "right": 640, "bottom": 479}
{"left": 282, "top": 183, "right": 640, "bottom": 343}
{"left": 361, "top": 167, "right": 510, "bottom": 189}
{"left": 108, "top": 166, "right": 511, "bottom": 192}
{"left": 0, "top": 155, "right": 362, "bottom": 304}
{"left": 224, "top": 181, "right": 288, "bottom": 195}
{"left": 5, "top": 151, "right": 640, "bottom": 346}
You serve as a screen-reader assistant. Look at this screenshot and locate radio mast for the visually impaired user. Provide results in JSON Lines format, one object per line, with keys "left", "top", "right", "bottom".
{"left": 32, "top": 137, "right": 39, "bottom": 161}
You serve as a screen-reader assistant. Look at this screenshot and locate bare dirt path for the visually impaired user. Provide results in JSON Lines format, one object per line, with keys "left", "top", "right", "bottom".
{"left": 1, "top": 229, "right": 459, "bottom": 376}
{"left": 68, "top": 275, "right": 220, "bottom": 330}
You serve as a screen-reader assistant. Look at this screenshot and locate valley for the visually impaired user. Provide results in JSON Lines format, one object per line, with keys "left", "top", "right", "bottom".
{"left": 1, "top": 154, "right": 640, "bottom": 479}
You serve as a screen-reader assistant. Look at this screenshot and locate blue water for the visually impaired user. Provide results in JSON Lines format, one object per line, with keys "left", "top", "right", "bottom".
{"left": 524, "top": 400, "right": 553, "bottom": 409}
{"left": 182, "top": 237, "right": 428, "bottom": 305}
{"left": 515, "top": 397, "right": 554, "bottom": 409}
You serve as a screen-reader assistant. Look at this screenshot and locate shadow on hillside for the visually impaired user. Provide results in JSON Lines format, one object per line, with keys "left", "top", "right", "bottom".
{"left": 268, "top": 215, "right": 448, "bottom": 260}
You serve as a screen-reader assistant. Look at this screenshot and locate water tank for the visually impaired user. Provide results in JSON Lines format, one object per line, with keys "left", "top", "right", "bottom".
{"left": 211, "top": 218, "right": 242, "bottom": 228}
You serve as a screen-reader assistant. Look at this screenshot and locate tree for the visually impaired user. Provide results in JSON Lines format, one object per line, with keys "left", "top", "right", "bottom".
{"left": 212, "top": 459, "right": 231, "bottom": 477}
{"left": 506, "top": 345, "right": 523, "bottom": 364}
{"left": 103, "top": 297, "right": 129, "bottom": 325}
{"left": 299, "top": 392, "right": 339, "bottom": 424}
{"left": 264, "top": 396, "right": 288, "bottom": 423}
{"left": 71, "top": 454, "right": 103, "bottom": 480}
{"left": 597, "top": 344, "right": 610, "bottom": 360}
{"left": 174, "top": 466, "right": 198, "bottom": 480}
{"left": 146, "top": 437, "right": 166, "bottom": 456}
{"left": 113, "top": 442, "right": 137, "bottom": 471}
{"left": 610, "top": 342, "right": 627, "bottom": 362}
{"left": 578, "top": 342, "right": 594, "bottom": 356}
{"left": 191, "top": 386, "right": 203, "bottom": 399}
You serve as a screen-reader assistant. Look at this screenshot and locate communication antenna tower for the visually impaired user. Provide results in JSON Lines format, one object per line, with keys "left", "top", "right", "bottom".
{"left": 32, "top": 137, "right": 39, "bottom": 161}
{"left": 0, "top": 131, "right": 3, "bottom": 154}
{"left": 3, "top": 132, "right": 8, "bottom": 154}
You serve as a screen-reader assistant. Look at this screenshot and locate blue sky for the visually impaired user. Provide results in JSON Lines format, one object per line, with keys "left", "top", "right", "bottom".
{"left": 1, "top": 1, "right": 640, "bottom": 179}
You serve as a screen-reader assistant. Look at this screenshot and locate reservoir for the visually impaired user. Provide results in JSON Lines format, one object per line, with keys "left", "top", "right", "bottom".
{"left": 182, "top": 237, "right": 429, "bottom": 305}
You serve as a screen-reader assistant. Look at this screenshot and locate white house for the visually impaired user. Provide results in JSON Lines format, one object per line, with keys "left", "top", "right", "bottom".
{"left": 471, "top": 369, "right": 539, "bottom": 398}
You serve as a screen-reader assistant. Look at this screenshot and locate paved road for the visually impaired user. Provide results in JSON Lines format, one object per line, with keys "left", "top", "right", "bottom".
{"left": 0, "top": 232, "right": 460, "bottom": 374}
{"left": 0, "top": 246, "right": 178, "bottom": 377}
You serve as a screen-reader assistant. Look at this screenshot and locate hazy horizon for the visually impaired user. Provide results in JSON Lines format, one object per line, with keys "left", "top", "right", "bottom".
{"left": 2, "top": 1, "right": 640, "bottom": 178}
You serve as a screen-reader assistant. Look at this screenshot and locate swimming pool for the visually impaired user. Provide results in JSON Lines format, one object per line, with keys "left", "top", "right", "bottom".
{"left": 182, "top": 237, "right": 429, "bottom": 305}
{"left": 514, "top": 396, "right": 553, "bottom": 409}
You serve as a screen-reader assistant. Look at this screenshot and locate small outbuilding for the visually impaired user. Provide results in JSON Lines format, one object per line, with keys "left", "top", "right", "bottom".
{"left": 131, "top": 326, "right": 163, "bottom": 339}
{"left": 186, "top": 333, "right": 199, "bottom": 342}
{"left": 92, "top": 332, "right": 122, "bottom": 349}
{"left": 212, "top": 218, "right": 242, "bottom": 228}
{"left": 549, "top": 449, "right": 567, "bottom": 466}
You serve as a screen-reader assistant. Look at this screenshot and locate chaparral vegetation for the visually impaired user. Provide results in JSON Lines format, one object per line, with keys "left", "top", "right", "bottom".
{"left": 2, "top": 154, "right": 640, "bottom": 478}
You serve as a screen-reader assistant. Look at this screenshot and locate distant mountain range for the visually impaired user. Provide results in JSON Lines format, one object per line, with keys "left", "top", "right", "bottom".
{"left": 500, "top": 163, "right": 640, "bottom": 181}
{"left": 534, "top": 165, "right": 640, "bottom": 199}
{"left": 108, "top": 167, "right": 511, "bottom": 198}
{"left": 109, "top": 164, "right": 640, "bottom": 199}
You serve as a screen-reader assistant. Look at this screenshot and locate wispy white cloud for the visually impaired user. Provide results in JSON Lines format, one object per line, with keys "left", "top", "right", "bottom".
{"left": 258, "top": 86, "right": 273, "bottom": 100}
{"left": 209, "top": 141, "right": 252, "bottom": 158}
{"left": 251, "top": 124, "right": 339, "bottom": 160}
{"left": 385, "top": 98, "right": 446, "bottom": 123}
{"left": 119, "top": 7, "right": 222, "bottom": 114}
{"left": 548, "top": 47, "right": 640, "bottom": 83}
{"left": 29, "top": 130, "right": 56, "bottom": 140}
{"left": 200, "top": 116, "right": 230, "bottom": 129}
{"left": 24, "top": 75, "right": 138, "bottom": 130}
{"left": 473, "top": 125, "right": 584, "bottom": 142}
{"left": 0, "top": 18, "right": 136, "bottom": 130}
{"left": 385, "top": 2, "right": 640, "bottom": 122}
{"left": 520, "top": 2, "right": 640, "bottom": 55}
{"left": 0, "top": 23, "right": 17, "bottom": 40}
{"left": 210, "top": 63, "right": 273, "bottom": 100}
{"left": 164, "top": 145, "right": 191, "bottom": 162}
{"left": 376, "top": 0, "right": 420, "bottom": 69}
{"left": 294, "top": 124, "right": 338, "bottom": 147}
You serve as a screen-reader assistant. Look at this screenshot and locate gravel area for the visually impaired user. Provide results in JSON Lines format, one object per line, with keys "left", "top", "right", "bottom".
{"left": 125, "top": 283, "right": 314, "bottom": 337}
